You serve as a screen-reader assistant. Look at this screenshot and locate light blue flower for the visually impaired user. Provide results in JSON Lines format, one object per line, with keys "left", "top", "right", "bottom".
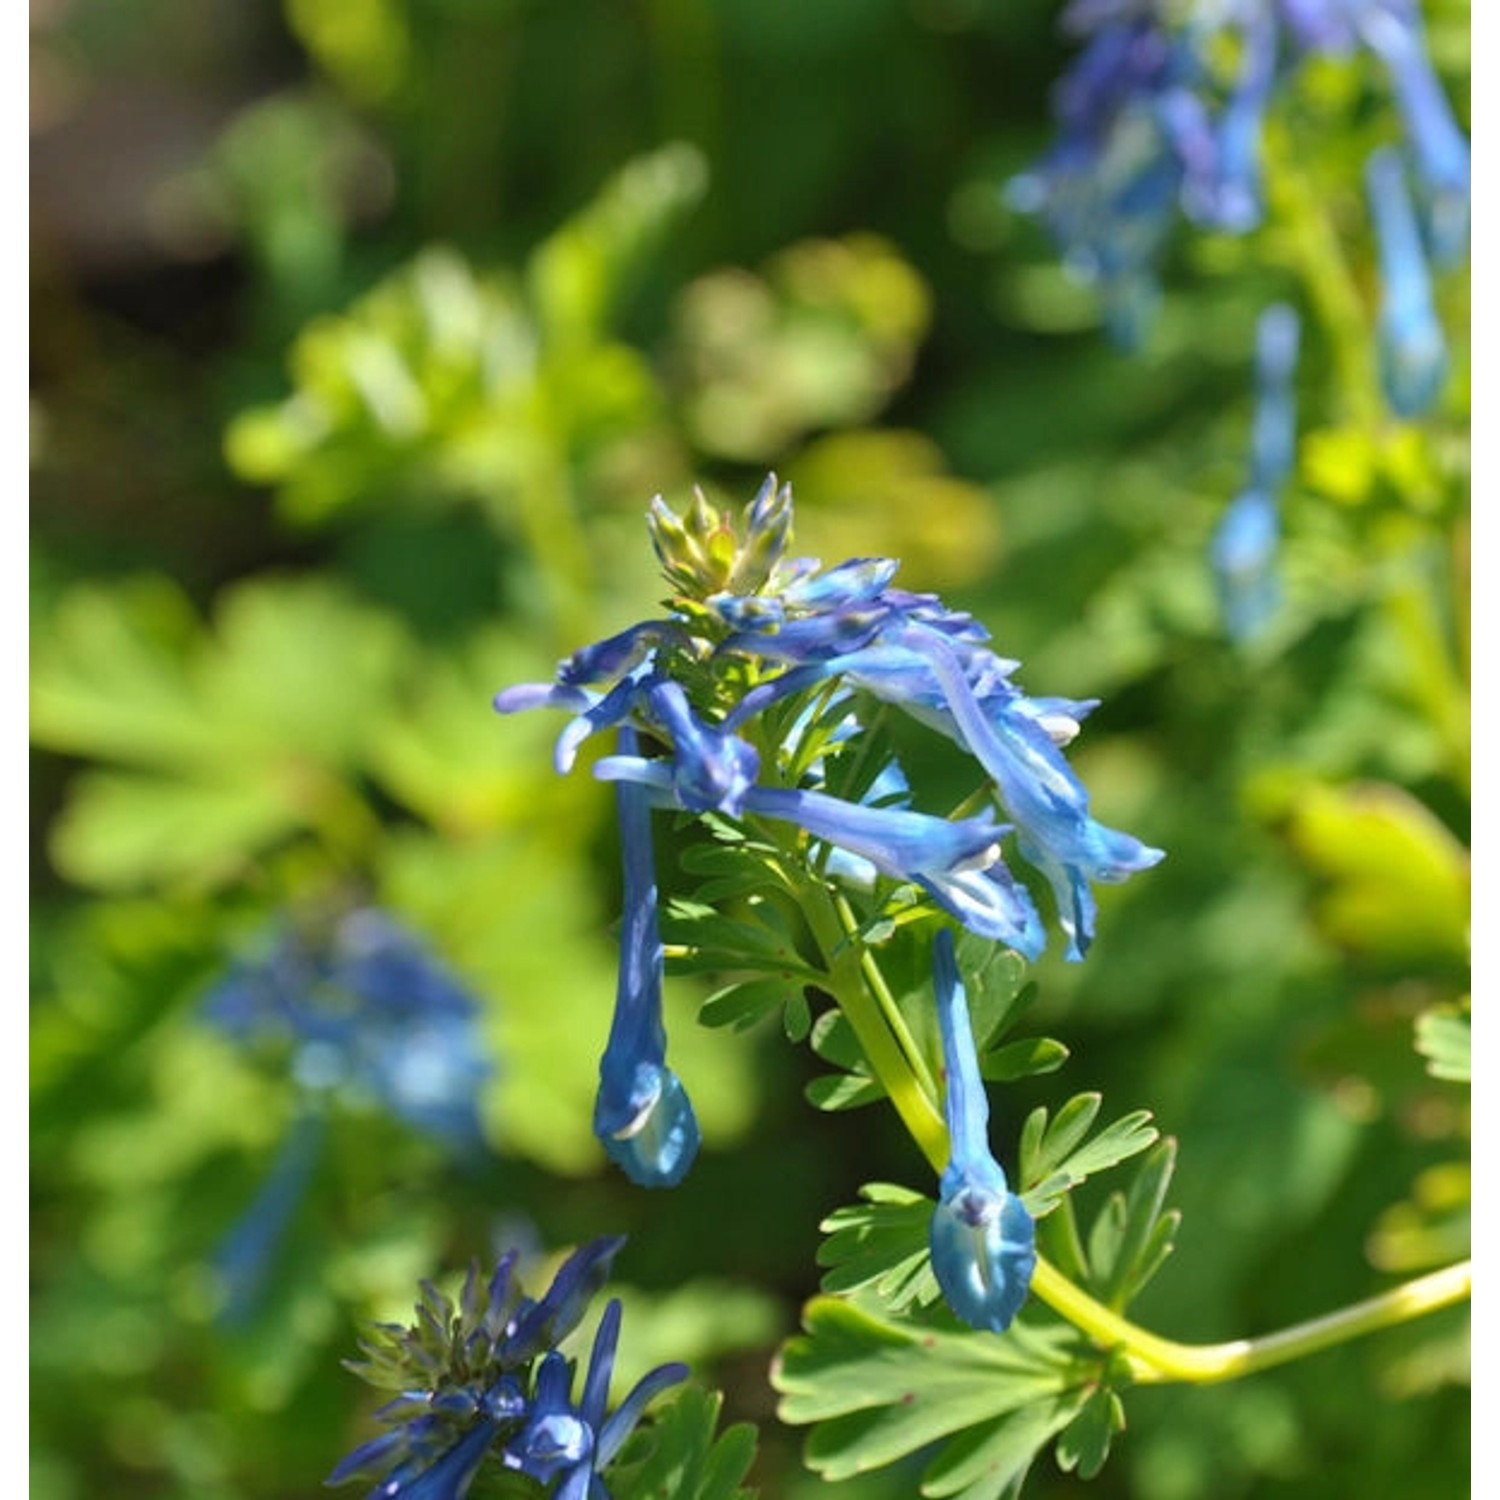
{"left": 1360, "top": 2, "right": 1470, "bottom": 263}
{"left": 1210, "top": 301, "right": 1300, "bottom": 642}
{"left": 593, "top": 726, "right": 701, "bottom": 1189}
{"left": 1367, "top": 145, "right": 1449, "bottom": 418}
{"left": 928, "top": 930, "right": 1036, "bottom": 1333}
{"left": 1014, "top": 0, "right": 1469, "bottom": 346}
{"left": 204, "top": 907, "right": 492, "bottom": 1150}
{"left": 1211, "top": 486, "right": 1282, "bottom": 644}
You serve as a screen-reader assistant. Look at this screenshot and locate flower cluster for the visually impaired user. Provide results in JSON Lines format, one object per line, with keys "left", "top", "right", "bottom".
{"left": 203, "top": 907, "right": 493, "bottom": 1320}
{"left": 1210, "top": 300, "right": 1300, "bottom": 641}
{"left": 1011, "top": 0, "right": 1469, "bottom": 397}
{"left": 327, "top": 1236, "right": 687, "bottom": 1500}
{"left": 495, "top": 479, "right": 1161, "bottom": 1190}
{"left": 204, "top": 906, "right": 492, "bottom": 1150}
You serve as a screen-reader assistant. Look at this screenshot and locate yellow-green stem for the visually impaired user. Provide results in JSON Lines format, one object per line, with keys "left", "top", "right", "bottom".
{"left": 801, "top": 886, "right": 948, "bottom": 1167}
{"left": 819, "top": 902, "right": 1473, "bottom": 1385}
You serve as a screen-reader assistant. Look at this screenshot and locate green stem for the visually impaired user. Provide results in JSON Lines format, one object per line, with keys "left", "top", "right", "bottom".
{"left": 1264, "top": 123, "right": 1384, "bottom": 433}
{"left": 830, "top": 892, "right": 941, "bottom": 1104}
{"left": 821, "top": 912, "right": 1473, "bottom": 1384}
{"left": 800, "top": 885, "right": 948, "bottom": 1167}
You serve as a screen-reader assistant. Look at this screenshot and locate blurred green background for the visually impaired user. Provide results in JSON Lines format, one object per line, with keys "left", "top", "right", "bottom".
{"left": 30, "top": 2, "right": 1469, "bottom": 1497}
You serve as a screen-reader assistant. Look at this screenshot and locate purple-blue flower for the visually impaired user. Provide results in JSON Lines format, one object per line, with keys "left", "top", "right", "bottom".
{"left": 1012, "top": 0, "right": 1469, "bottom": 358}
{"left": 593, "top": 726, "right": 701, "bottom": 1189}
{"left": 203, "top": 907, "right": 492, "bottom": 1319}
{"left": 928, "top": 930, "right": 1036, "bottom": 1333}
{"left": 497, "top": 479, "right": 1162, "bottom": 962}
{"left": 204, "top": 907, "right": 492, "bottom": 1149}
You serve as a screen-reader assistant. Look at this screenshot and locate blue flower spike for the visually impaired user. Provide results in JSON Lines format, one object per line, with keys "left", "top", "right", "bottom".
{"left": 928, "top": 930, "right": 1036, "bottom": 1334}
{"left": 593, "top": 726, "right": 702, "bottom": 1189}
{"left": 499, "top": 478, "right": 1163, "bottom": 962}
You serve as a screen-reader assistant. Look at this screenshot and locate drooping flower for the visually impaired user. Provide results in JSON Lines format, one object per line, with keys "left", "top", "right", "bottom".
{"left": 1210, "top": 301, "right": 1301, "bottom": 641}
{"left": 328, "top": 1236, "right": 686, "bottom": 1500}
{"left": 1366, "top": 144, "right": 1449, "bottom": 418}
{"left": 928, "top": 930, "right": 1036, "bottom": 1333}
{"left": 593, "top": 725, "right": 702, "bottom": 1189}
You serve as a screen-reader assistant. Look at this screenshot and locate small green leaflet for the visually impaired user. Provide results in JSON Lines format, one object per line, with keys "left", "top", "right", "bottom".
{"left": 1018, "top": 1093, "right": 1159, "bottom": 1219}
{"left": 606, "top": 1385, "right": 759, "bottom": 1500}
{"left": 1414, "top": 1005, "right": 1470, "bottom": 1083}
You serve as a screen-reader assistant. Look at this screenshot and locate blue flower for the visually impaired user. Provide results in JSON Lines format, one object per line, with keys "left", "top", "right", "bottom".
{"left": 1211, "top": 486, "right": 1282, "bottom": 644}
{"left": 504, "top": 1301, "right": 689, "bottom": 1500}
{"left": 928, "top": 930, "right": 1036, "bottom": 1334}
{"left": 1210, "top": 301, "right": 1300, "bottom": 642}
{"left": 328, "top": 1237, "right": 683, "bottom": 1500}
{"left": 1366, "top": 145, "right": 1449, "bottom": 418}
{"left": 1360, "top": 2, "right": 1470, "bottom": 263}
{"left": 593, "top": 727, "right": 702, "bottom": 1189}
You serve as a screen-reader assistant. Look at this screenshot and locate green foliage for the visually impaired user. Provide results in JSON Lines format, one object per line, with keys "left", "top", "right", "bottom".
{"left": 782, "top": 1143, "right": 1182, "bottom": 1494}
{"left": 608, "top": 1386, "right": 760, "bottom": 1500}
{"left": 1414, "top": 1004, "right": 1470, "bottom": 1084}
{"left": 1017, "top": 1096, "right": 1161, "bottom": 1220}
{"left": 774, "top": 1297, "right": 1104, "bottom": 1499}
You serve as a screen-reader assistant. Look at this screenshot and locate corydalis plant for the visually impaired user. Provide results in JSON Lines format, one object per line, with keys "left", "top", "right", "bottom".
{"left": 495, "top": 478, "right": 1161, "bottom": 1328}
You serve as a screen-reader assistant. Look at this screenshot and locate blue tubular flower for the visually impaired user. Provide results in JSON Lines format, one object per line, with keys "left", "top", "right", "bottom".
{"left": 1187, "top": 5, "right": 1278, "bottom": 233}
{"left": 1366, "top": 145, "right": 1449, "bottom": 418}
{"left": 1005, "top": 11, "right": 1212, "bottom": 347}
{"left": 593, "top": 727, "right": 701, "bottom": 1189}
{"left": 883, "top": 621, "right": 1163, "bottom": 958}
{"left": 1360, "top": 2, "right": 1470, "bottom": 263}
{"left": 1247, "top": 302, "right": 1300, "bottom": 491}
{"left": 644, "top": 679, "right": 760, "bottom": 816}
{"left": 928, "top": 930, "right": 1036, "bottom": 1333}
{"left": 1211, "top": 301, "right": 1300, "bottom": 642}
{"left": 1211, "top": 486, "right": 1282, "bottom": 643}
{"left": 504, "top": 1236, "right": 626, "bottom": 1361}
{"left": 1014, "top": 0, "right": 1469, "bottom": 349}
{"left": 497, "top": 477, "right": 1163, "bottom": 964}
{"left": 740, "top": 783, "right": 1048, "bottom": 955}
{"left": 505, "top": 1300, "right": 689, "bottom": 1500}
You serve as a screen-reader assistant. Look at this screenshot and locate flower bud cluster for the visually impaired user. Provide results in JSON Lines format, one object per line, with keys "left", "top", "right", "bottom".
{"left": 327, "top": 1237, "right": 686, "bottom": 1500}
